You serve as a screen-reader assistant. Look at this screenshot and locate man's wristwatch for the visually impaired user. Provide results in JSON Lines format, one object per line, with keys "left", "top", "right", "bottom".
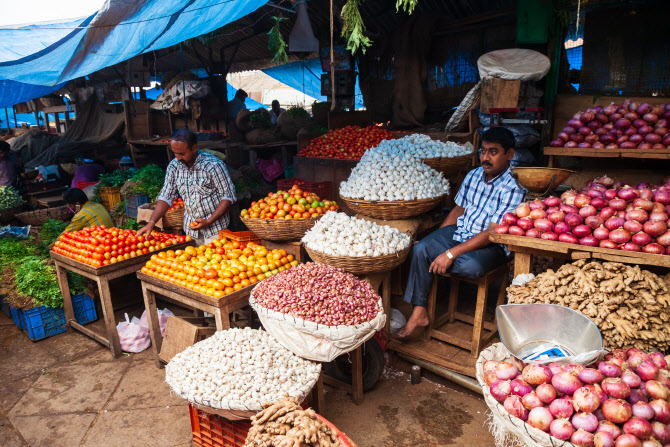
{"left": 445, "top": 250, "right": 455, "bottom": 260}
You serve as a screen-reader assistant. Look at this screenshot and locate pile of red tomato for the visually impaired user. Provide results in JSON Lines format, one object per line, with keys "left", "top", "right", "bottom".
{"left": 168, "top": 197, "right": 184, "bottom": 211}
{"left": 297, "top": 126, "right": 395, "bottom": 160}
{"left": 52, "top": 226, "right": 191, "bottom": 267}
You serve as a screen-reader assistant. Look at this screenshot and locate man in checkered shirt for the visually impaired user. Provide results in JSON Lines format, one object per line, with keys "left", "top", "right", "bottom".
{"left": 398, "top": 127, "right": 524, "bottom": 337}
{"left": 138, "top": 129, "right": 236, "bottom": 245}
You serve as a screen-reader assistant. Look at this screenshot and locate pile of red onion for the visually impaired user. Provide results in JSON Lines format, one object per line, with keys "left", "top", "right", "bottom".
{"left": 485, "top": 349, "right": 670, "bottom": 446}
{"left": 550, "top": 100, "right": 670, "bottom": 149}
{"left": 495, "top": 176, "right": 670, "bottom": 255}
{"left": 251, "top": 262, "right": 382, "bottom": 326}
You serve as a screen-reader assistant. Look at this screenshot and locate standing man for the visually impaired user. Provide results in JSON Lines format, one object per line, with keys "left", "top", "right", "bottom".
{"left": 137, "top": 129, "right": 236, "bottom": 245}
{"left": 269, "top": 100, "right": 286, "bottom": 124}
{"left": 228, "top": 89, "right": 248, "bottom": 120}
{"left": 398, "top": 127, "right": 524, "bottom": 337}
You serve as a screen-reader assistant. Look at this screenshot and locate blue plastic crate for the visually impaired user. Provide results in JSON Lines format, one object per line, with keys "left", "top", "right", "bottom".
{"left": 10, "top": 306, "right": 24, "bottom": 329}
{"left": 21, "top": 306, "right": 67, "bottom": 341}
{"left": 0, "top": 296, "right": 10, "bottom": 318}
{"left": 72, "top": 293, "right": 97, "bottom": 325}
{"left": 125, "top": 194, "right": 149, "bottom": 218}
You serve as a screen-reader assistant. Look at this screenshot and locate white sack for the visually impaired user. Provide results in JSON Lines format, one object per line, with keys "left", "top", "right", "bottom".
{"left": 477, "top": 49, "right": 551, "bottom": 81}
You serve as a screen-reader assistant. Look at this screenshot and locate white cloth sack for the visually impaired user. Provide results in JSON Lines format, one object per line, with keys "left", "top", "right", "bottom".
{"left": 477, "top": 49, "right": 551, "bottom": 81}
{"left": 116, "top": 313, "right": 151, "bottom": 353}
{"left": 140, "top": 307, "right": 174, "bottom": 337}
{"left": 249, "top": 289, "right": 386, "bottom": 363}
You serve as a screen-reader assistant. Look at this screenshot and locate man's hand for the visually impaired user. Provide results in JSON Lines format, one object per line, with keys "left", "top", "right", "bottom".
{"left": 188, "top": 218, "right": 211, "bottom": 231}
{"left": 137, "top": 222, "right": 155, "bottom": 237}
{"left": 429, "top": 252, "right": 453, "bottom": 275}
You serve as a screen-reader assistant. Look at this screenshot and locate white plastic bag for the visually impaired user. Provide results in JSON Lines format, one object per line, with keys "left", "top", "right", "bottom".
{"left": 140, "top": 308, "right": 174, "bottom": 337}
{"left": 389, "top": 308, "right": 407, "bottom": 335}
{"left": 116, "top": 313, "right": 151, "bottom": 353}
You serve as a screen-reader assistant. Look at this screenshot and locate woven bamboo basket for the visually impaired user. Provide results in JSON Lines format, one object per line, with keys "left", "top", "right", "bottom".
{"left": 339, "top": 195, "right": 446, "bottom": 220}
{"left": 0, "top": 203, "right": 26, "bottom": 224}
{"left": 15, "top": 206, "right": 73, "bottom": 227}
{"left": 304, "top": 244, "right": 411, "bottom": 275}
{"left": 242, "top": 215, "right": 322, "bottom": 241}
{"left": 163, "top": 208, "right": 184, "bottom": 229}
{"left": 422, "top": 152, "right": 474, "bottom": 177}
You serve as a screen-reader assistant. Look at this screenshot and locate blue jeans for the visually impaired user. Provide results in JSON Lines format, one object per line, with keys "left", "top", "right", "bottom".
{"left": 403, "top": 225, "right": 507, "bottom": 307}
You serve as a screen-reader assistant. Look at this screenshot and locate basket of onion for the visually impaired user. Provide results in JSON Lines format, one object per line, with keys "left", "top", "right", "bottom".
{"left": 478, "top": 343, "right": 670, "bottom": 447}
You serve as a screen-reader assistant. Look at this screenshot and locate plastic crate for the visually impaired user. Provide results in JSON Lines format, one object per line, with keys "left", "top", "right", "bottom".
{"left": 189, "top": 404, "right": 251, "bottom": 447}
{"left": 125, "top": 194, "right": 149, "bottom": 218}
{"left": 10, "top": 306, "right": 24, "bottom": 329}
{"left": 0, "top": 296, "right": 10, "bottom": 317}
{"left": 277, "top": 178, "right": 331, "bottom": 200}
{"left": 218, "top": 229, "right": 260, "bottom": 246}
{"left": 99, "top": 187, "right": 122, "bottom": 211}
{"left": 72, "top": 293, "right": 97, "bottom": 325}
{"left": 21, "top": 306, "right": 67, "bottom": 341}
{"left": 283, "top": 164, "right": 294, "bottom": 179}
{"left": 77, "top": 181, "right": 99, "bottom": 189}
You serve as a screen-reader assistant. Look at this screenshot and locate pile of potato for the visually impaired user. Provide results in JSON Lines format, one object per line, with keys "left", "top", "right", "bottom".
{"left": 244, "top": 397, "right": 342, "bottom": 447}
{"left": 507, "top": 259, "right": 670, "bottom": 351}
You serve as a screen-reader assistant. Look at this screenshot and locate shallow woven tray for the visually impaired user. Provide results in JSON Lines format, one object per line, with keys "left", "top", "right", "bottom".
{"left": 243, "top": 215, "right": 322, "bottom": 241}
{"left": 16, "top": 205, "right": 73, "bottom": 227}
{"left": 339, "top": 195, "right": 446, "bottom": 220}
{"left": 163, "top": 208, "right": 184, "bottom": 229}
{"left": 304, "top": 244, "right": 411, "bottom": 275}
{"left": 422, "top": 152, "right": 474, "bottom": 177}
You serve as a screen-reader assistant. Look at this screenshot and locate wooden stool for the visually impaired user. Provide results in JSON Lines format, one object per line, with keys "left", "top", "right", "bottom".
{"left": 424, "top": 260, "right": 511, "bottom": 357}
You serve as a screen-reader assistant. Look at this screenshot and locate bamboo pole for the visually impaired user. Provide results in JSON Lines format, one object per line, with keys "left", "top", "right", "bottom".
{"left": 330, "top": 0, "right": 336, "bottom": 111}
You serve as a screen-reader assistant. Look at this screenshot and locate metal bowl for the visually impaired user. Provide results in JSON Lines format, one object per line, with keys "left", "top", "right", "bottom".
{"left": 496, "top": 304, "right": 603, "bottom": 365}
{"left": 511, "top": 167, "right": 575, "bottom": 193}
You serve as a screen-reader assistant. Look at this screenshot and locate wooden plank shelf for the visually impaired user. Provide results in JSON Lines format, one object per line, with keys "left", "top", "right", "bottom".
{"left": 489, "top": 231, "right": 670, "bottom": 277}
{"left": 545, "top": 146, "right": 670, "bottom": 167}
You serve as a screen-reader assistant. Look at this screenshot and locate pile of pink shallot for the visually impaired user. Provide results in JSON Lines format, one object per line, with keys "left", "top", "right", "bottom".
{"left": 550, "top": 100, "right": 670, "bottom": 149}
{"left": 495, "top": 176, "right": 670, "bottom": 254}
{"left": 485, "top": 349, "right": 670, "bottom": 447}
{"left": 252, "top": 262, "right": 382, "bottom": 326}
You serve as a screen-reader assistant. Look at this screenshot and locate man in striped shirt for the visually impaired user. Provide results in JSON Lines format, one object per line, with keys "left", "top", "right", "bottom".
{"left": 138, "top": 129, "right": 236, "bottom": 245}
{"left": 398, "top": 127, "right": 525, "bottom": 337}
{"left": 63, "top": 188, "right": 114, "bottom": 232}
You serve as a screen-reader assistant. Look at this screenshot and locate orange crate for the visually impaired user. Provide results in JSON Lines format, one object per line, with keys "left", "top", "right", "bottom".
{"left": 99, "top": 187, "right": 122, "bottom": 211}
{"left": 277, "top": 178, "right": 332, "bottom": 200}
{"left": 189, "top": 404, "right": 250, "bottom": 447}
{"left": 217, "top": 229, "right": 261, "bottom": 245}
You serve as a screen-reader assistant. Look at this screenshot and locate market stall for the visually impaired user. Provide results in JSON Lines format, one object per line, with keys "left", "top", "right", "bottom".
{"left": 50, "top": 227, "right": 194, "bottom": 357}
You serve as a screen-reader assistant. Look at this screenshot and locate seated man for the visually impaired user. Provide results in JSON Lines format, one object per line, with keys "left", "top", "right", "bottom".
{"left": 398, "top": 127, "right": 524, "bottom": 337}
{"left": 63, "top": 188, "right": 114, "bottom": 233}
{"left": 70, "top": 159, "right": 105, "bottom": 188}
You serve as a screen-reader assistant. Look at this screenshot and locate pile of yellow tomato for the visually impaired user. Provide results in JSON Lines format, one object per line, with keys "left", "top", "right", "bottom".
{"left": 239, "top": 185, "right": 339, "bottom": 220}
{"left": 140, "top": 239, "right": 298, "bottom": 297}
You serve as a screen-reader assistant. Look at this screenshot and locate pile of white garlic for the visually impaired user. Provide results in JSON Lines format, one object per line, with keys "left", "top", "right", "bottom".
{"left": 396, "top": 133, "right": 473, "bottom": 159}
{"left": 340, "top": 143, "right": 450, "bottom": 201}
{"left": 302, "top": 212, "right": 411, "bottom": 257}
{"left": 165, "top": 328, "right": 321, "bottom": 410}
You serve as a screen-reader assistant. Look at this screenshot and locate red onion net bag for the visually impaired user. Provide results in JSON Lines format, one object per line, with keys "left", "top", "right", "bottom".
{"left": 249, "top": 262, "right": 386, "bottom": 362}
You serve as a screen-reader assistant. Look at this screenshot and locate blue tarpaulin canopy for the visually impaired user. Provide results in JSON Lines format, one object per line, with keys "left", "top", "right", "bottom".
{"left": 0, "top": 0, "right": 267, "bottom": 106}
{"left": 262, "top": 58, "right": 364, "bottom": 109}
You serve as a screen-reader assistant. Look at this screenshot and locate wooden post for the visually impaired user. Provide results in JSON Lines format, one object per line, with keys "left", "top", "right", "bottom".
{"left": 54, "top": 112, "right": 62, "bottom": 133}
{"left": 4, "top": 108, "right": 9, "bottom": 131}
{"left": 330, "top": 0, "right": 336, "bottom": 110}
{"left": 34, "top": 110, "right": 41, "bottom": 129}
{"left": 12, "top": 107, "right": 18, "bottom": 128}
{"left": 351, "top": 346, "right": 363, "bottom": 405}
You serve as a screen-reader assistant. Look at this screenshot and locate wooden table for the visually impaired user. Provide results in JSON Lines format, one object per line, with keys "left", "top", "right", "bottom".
{"left": 25, "top": 187, "right": 68, "bottom": 207}
{"left": 136, "top": 272, "right": 252, "bottom": 368}
{"left": 50, "top": 241, "right": 194, "bottom": 358}
{"left": 545, "top": 147, "right": 670, "bottom": 168}
{"left": 489, "top": 231, "right": 670, "bottom": 277}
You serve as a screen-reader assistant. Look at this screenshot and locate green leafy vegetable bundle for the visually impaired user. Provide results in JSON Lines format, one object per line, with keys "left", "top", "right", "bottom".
{"left": 0, "top": 186, "right": 23, "bottom": 210}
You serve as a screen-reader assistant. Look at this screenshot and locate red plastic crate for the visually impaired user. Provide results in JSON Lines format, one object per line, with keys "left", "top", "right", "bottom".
{"left": 277, "top": 178, "right": 332, "bottom": 200}
{"left": 189, "top": 405, "right": 251, "bottom": 447}
{"left": 77, "top": 181, "right": 99, "bottom": 189}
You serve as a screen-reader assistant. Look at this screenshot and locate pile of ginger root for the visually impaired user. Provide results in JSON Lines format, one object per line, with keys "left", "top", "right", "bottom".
{"left": 244, "top": 397, "right": 343, "bottom": 447}
{"left": 507, "top": 259, "right": 670, "bottom": 352}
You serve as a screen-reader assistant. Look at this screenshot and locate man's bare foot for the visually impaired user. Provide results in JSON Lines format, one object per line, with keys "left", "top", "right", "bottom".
{"left": 396, "top": 306, "right": 430, "bottom": 338}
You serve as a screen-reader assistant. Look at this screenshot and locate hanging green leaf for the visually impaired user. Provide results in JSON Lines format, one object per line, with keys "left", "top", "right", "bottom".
{"left": 341, "top": 0, "right": 372, "bottom": 55}
{"left": 268, "top": 16, "right": 289, "bottom": 65}
{"left": 396, "top": 0, "right": 419, "bottom": 14}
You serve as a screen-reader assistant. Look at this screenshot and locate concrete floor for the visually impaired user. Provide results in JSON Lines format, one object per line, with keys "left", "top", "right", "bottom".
{"left": 0, "top": 308, "right": 494, "bottom": 447}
